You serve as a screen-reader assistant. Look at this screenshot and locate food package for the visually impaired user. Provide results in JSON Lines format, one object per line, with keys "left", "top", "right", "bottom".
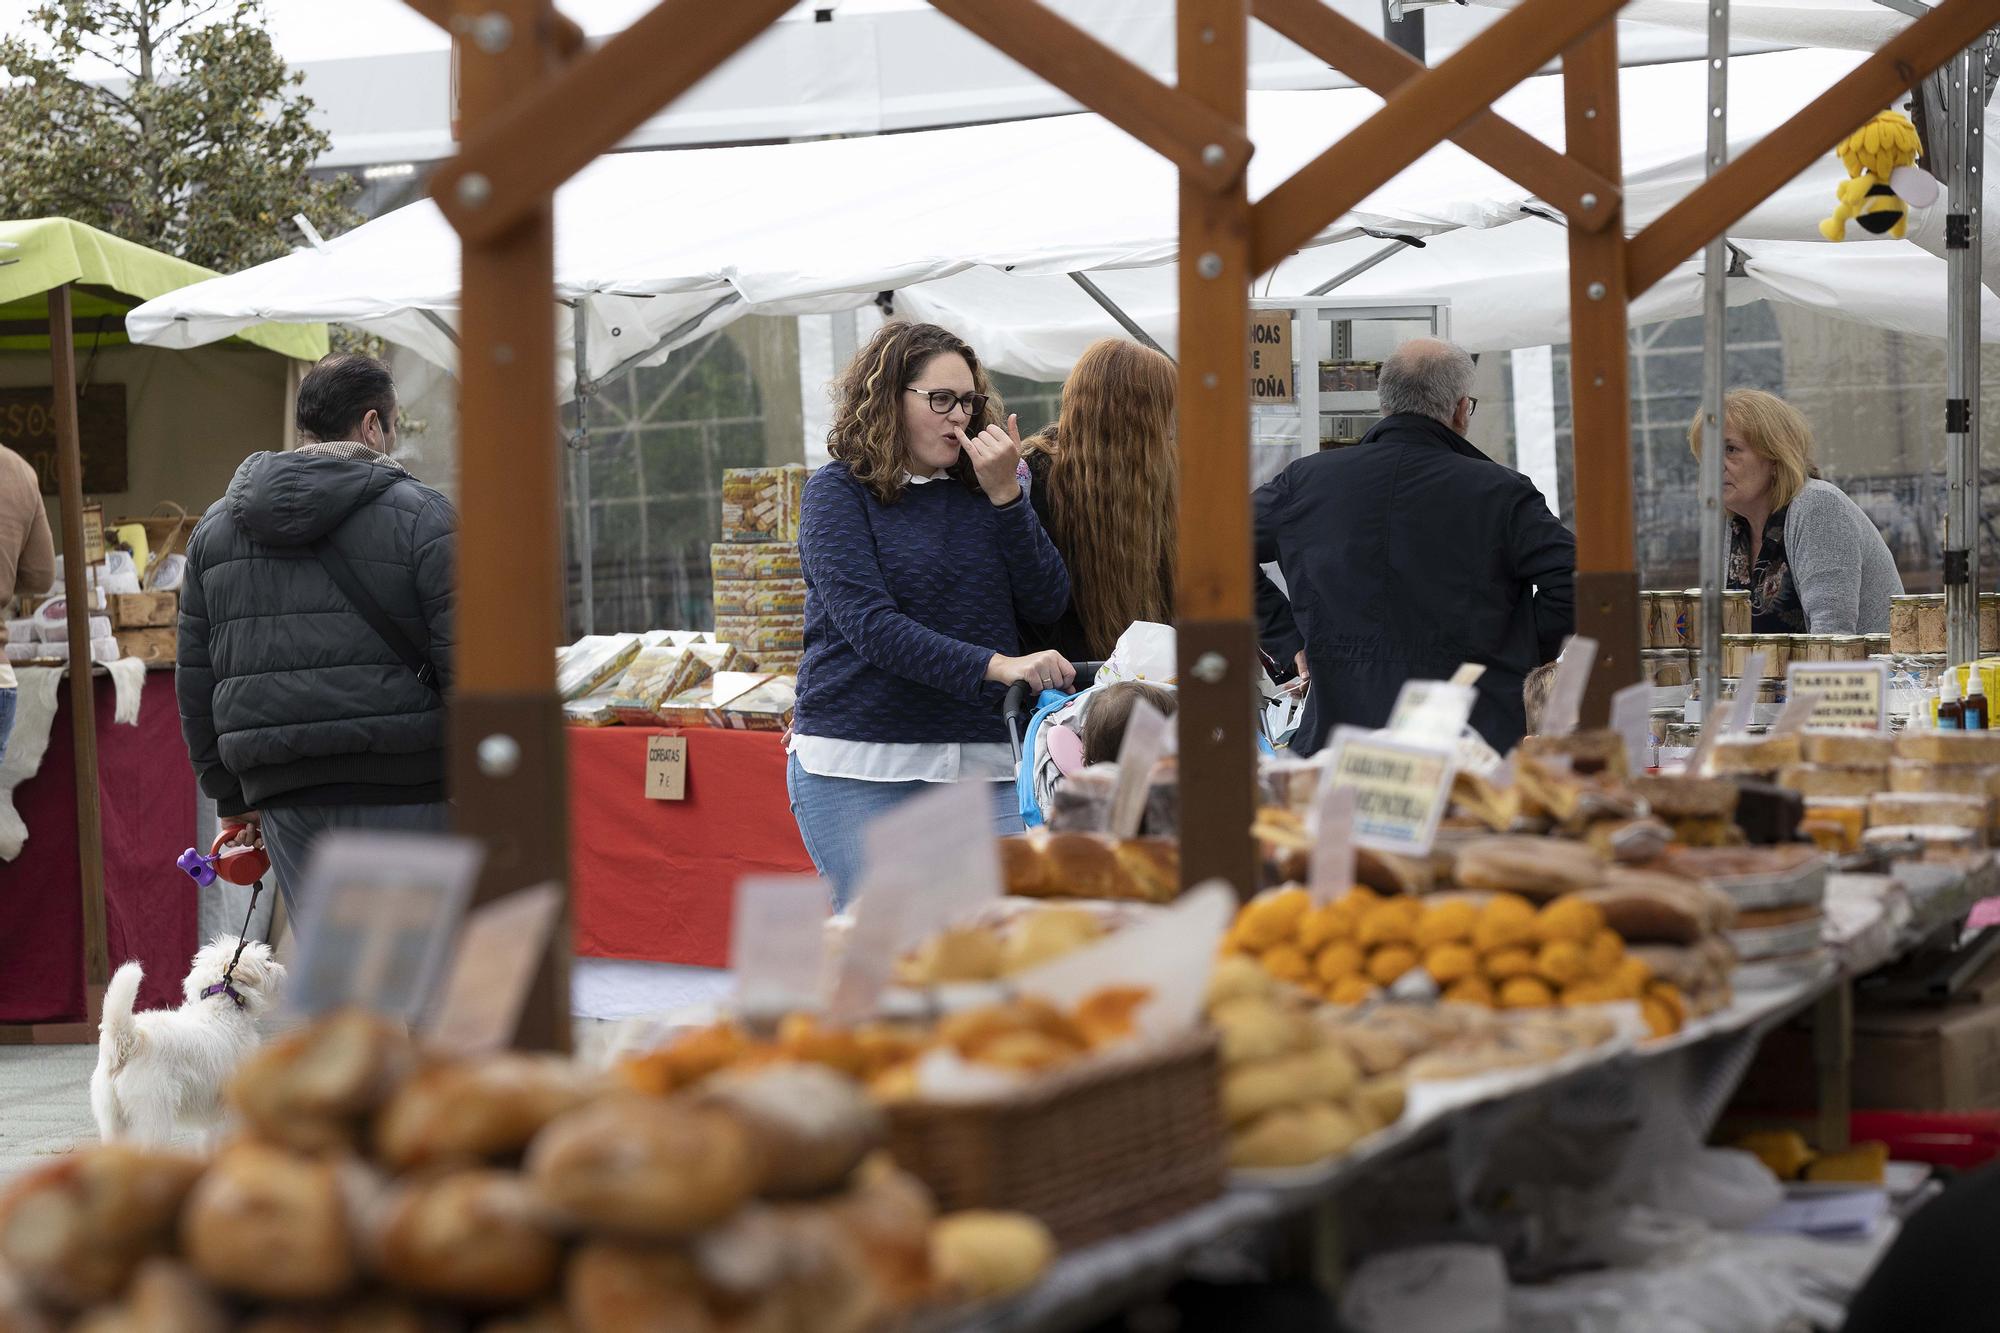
{"left": 713, "top": 578, "right": 806, "bottom": 619}
{"left": 3, "top": 618, "right": 31, "bottom": 644}
{"left": 1776, "top": 763, "right": 1887, "bottom": 799}
{"left": 8, "top": 640, "right": 63, "bottom": 662}
{"left": 1801, "top": 731, "right": 1894, "bottom": 766}
{"left": 711, "top": 541, "right": 803, "bottom": 582}
{"left": 29, "top": 600, "right": 113, "bottom": 640}
{"left": 721, "top": 465, "right": 807, "bottom": 543}
{"left": 1867, "top": 791, "right": 1989, "bottom": 833}
{"left": 556, "top": 634, "right": 643, "bottom": 703}
{"left": 1707, "top": 733, "right": 1802, "bottom": 776}
{"left": 608, "top": 643, "right": 739, "bottom": 726}
{"left": 1886, "top": 759, "right": 2000, "bottom": 801}
{"left": 1452, "top": 836, "right": 1608, "bottom": 900}
{"left": 707, "top": 674, "right": 797, "bottom": 732}
{"left": 1894, "top": 730, "right": 2000, "bottom": 765}
{"left": 715, "top": 615, "right": 805, "bottom": 657}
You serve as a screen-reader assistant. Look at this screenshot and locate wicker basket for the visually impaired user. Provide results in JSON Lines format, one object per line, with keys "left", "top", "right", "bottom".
{"left": 885, "top": 1030, "right": 1225, "bottom": 1250}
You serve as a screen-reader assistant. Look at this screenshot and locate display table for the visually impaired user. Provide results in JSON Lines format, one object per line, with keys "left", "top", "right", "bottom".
{"left": 568, "top": 725, "right": 813, "bottom": 968}
{"left": 0, "top": 671, "right": 196, "bottom": 1024}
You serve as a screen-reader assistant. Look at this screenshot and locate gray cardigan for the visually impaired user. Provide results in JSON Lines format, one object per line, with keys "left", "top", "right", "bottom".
{"left": 1784, "top": 478, "right": 1903, "bottom": 634}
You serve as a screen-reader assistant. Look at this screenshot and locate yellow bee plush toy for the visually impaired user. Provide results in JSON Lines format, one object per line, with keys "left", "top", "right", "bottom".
{"left": 1820, "top": 109, "right": 1937, "bottom": 240}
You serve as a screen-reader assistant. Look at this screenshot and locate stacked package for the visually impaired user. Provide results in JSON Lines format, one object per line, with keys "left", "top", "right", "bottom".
{"left": 712, "top": 465, "right": 808, "bottom": 674}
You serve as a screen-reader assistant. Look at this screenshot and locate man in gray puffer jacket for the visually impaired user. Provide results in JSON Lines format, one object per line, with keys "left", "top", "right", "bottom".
{"left": 177, "top": 353, "right": 454, "bottom": 918}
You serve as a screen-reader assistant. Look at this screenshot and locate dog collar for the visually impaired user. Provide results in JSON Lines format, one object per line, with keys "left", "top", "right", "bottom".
{"left": 200, "top": 981, "right": 246, "bottom": 1009}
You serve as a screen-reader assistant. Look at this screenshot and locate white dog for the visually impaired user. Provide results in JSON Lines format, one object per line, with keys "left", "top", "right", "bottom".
{"left": 90, "top": 935, "right": 286, "bottom": 1145}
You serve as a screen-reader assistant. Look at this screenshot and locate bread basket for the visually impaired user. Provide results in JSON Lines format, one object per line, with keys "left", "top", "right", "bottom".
{"left": 885, "top": 1030, "right": 1225, "bottom": 1249}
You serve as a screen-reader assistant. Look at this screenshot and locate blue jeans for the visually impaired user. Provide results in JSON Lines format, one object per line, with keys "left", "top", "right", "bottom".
{"left": 0, "top": 687, "right": 14, "bottom": 769}
{"left": 785, "top": 753, "right": 1024, "bottom": 911}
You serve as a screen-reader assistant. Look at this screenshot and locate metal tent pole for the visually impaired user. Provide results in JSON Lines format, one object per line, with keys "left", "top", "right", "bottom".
{"left": 1945, "top": 41, "right": 1986, "bottom": 666}
{"left": 1698, "top": 0, "right": 1730, "bottom": 718}
{"left": 1067, "top": 272, "right": 1172, "bottom": 356}
{"left": 569, "top": 303, "right": 595, "bottom": 638}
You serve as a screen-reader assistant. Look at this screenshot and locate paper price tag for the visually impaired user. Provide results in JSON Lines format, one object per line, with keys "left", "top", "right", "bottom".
{"left": 1108, "top": 697, "right": 1171, "bottom": 839}
{"left": 1323, "top": 727, "right": 1456, "bottom": 856}
{"left": 1786, "top": 662, "right": 1889, "bottom": 731}
{"left": 1449, "top": 662, "right": 1488, "bottom": 688}
{"left": 1387, "top": 679, "right": 1477, "bottom": 747}
{"left": 856, "top": 781, "right": 1001, "bottom": 948}
{"left": 428, "top": 884, "right": 562, "bottom": 1057}
{"left": 1685, "top": 698, "right": 1735, "bottom": 776}
{"left": 1609, "top": 682, "right": 1652, "bottom": 775}
{"left": 1308, "top": 783, "right": 1356, "bottom": 903}
{"left": 644, "top": 735, "right": 687, "bottom": 800}
{"left": 1542, "top": 636, "right": 1599, "bottom": 737}
{"left": 1730, "top": 652, "right": 1768, "bottom": 733}
{"left": 731, "top": 875, "right": 831, "bottom": 1017}
{"left": 1769, "top": 689, "right": 1823, "bottom": 738}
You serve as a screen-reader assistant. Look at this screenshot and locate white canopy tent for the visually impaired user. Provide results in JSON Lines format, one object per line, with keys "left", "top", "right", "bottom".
{"left": 130, "top": 46, "right": 2000, "bottom": 383}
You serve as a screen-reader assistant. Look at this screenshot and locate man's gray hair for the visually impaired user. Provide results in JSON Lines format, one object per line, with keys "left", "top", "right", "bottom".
{"left": 1378, "top": 338, "right": 1476, "bottom": 424}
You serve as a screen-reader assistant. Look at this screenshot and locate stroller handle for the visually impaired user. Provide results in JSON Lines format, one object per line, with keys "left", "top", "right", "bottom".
{"left": 1002, "top": 661, "right": 1106, "bottom": 730}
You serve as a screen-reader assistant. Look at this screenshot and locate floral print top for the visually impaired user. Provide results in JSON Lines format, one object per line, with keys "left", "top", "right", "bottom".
{"left": 1729, "top": 506, "right": 1807, "bottom": 633}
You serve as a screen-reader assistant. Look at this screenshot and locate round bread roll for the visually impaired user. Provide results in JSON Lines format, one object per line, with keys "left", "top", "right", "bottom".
{"left": 928, "top": 1212, "right": 1054, "bottom": 1301}
{"left": 235, "top": 1300, "right": 431, "bottom": 1333}
{"left": 1229, "top": 1101, "right": 1364, "bottom": 1169}
{"left": 228, "top": 1009, "right": 416, "bottom": 1154}
{"left": 699, "top": 1064, "right": 885, "bottom": 1199}
{"left": 566, "top": 1243, "right": 714, "bottom": 1333}
{"left": 182, "top": 1143, "right": 355, "bottom": 1301}
{"left": 372, "top": 1170, "right": 561, "bottom": 1305}
{"left": 0, "top": 1146, "right": 203, "bottom": 1310}
{"left": 68, "top": 1260, "right": 225, "bottom": 1333}
{"left": 529, "top": 1096, "right": 760, "bottom": 1238}
{"left": 376, "top": 1054, "right": 601, "bottom": 1172}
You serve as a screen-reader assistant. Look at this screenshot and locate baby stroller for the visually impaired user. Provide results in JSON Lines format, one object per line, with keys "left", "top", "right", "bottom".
{"left": 1001, "top": 663, "right": 1111, "bottom": 829}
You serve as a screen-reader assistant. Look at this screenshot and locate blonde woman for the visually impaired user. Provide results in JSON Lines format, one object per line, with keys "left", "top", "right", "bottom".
{"left": 790, "top": 322, "right": 1072, "bottom": 907}
{"left": 1689, "top": 388, "right": 1902, "bottom": 633}
{"left": 1019, "top": 338, "right": 1178, "bottom": 661}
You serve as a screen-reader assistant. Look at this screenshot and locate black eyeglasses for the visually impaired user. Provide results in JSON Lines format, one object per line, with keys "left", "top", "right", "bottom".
{"left": 907, "top": 387, "right": 989, "bottom": 417}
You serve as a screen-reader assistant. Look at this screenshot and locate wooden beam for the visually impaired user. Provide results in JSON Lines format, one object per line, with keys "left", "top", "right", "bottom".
{"left": 1562, "top": 25, "right": 1641, "bottom": 727}
{"left": 1176, "top": 0, "right": 1260, "bottom": 899}
{"left": 1248, "top": 0, "right": 1628, "bottom": 274}
{"left": 1250, "top": 0, "right": 1619, "bottom": 232}
{"left": 1627, "top": 0, "right": 2000, "bottom": 296}
{"left": 444, "top": 0, "right": 574, "bottom": 1052}
{"left": 930, "top": 0, "right": 1252, "bottom": 191}
{"left": 48, "top": 283, "right": 109, "bottom": 995}
{"left": 403, "top": 0, "right": 585, "bottom": 55}
{"left": 432, "top": 0, "right": 796, "bottom": 245}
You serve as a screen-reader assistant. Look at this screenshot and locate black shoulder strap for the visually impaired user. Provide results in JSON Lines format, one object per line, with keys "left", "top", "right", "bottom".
{"left": 310, "top": 538, "right": 440, "bottom": 694}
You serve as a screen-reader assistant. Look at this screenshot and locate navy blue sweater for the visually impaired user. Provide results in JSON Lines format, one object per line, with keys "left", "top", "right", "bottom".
{"left": 794, "top": 462, "right": 1070, "bottom": 744}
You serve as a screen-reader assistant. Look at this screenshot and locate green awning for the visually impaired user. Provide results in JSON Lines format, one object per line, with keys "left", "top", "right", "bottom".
{"left": 0, "top": 217, "right": 326, "bottom": 361}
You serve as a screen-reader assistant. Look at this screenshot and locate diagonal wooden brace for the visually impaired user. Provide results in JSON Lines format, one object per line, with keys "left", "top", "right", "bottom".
{"left": 931, "top": 0, "right": 1253, "bottom": 191}
{"left": 1248, "top": 0, "right": 1629, "bottom": 274}
{"left": 1252, "top": 0, "right": 1619, "bottom": 232}
{"left": 1626, "top": 0, "right": 2000, "bottom": 296}
{"left": 404, "top": 0, "right": 585, "bottom": 57}
{"left": 433, "top": 0, "right": 795, "bottom": 244}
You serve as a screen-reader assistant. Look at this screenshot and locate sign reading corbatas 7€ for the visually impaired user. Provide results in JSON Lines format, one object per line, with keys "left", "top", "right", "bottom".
{"left": 1249, "top": 314, "right": 1295, "bottom": 404}
{"left": 645, "top": 735, "right": 687, "bottom": 800}
{"left": 1324, "top": 727, "right": 1457, "bottom": 856}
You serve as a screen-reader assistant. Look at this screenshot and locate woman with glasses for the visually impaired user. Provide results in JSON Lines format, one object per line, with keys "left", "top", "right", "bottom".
{"left": 1018, "top": 338, "right": 1178, "bottom": 662}
{"left": 789, "top": 321, "right": 1073, "bottom": 907}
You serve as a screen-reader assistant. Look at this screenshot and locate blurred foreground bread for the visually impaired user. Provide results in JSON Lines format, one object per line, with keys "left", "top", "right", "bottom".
{"left": 528, "top": 1096, "right": 760, "bottom": 1237}
{"left": 1000, "top": 831, "right": 1181, "bottom": 902}
{"left": 229, "top": 1010, "right": 416, "bottom": 1154}
{"left": 372, "top": 1170, "right": 561, "bottom": 1305}
{"left": 375, "top": 1054, "right": 600, "bottom": 1172}
{"left": 1453, "top": 836, "right": 1607, "bottom": 900}
{"left": 181, "top": 1143, "right": 355, "bottom": 1301}
{"left": 0, "top": 1147, "right": 203, "bottom": 1309}
{"left": 698, "top": 1064, "right": 884, "bottom": 1199}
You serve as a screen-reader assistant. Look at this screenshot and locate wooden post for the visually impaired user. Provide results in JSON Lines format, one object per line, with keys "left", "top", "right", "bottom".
{"left": 449, "top": 0, "right": 572, "bottom": 1051}
{"left": 1175, "top": 0, "right": 1259, "bottom": 899}
{"left": 1561, "top": 25, "right": 1641, "bottom": 727}
{"left": 50, "top": 283, "right": 109, "bottom": 1022}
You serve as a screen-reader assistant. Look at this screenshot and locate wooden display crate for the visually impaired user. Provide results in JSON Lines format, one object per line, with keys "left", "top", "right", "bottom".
{"left": 109, "top": 590, "right": 178, "bottom": 630}
{"left": 114, "top": 627, "right": 176, "bottom": 667}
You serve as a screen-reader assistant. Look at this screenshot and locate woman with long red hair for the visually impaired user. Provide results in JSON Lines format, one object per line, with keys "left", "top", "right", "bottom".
{"left": 1019, "top": 338, "right": 1178, "bottom": 662}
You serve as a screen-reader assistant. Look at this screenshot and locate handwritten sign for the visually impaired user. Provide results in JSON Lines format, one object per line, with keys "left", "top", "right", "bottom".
{"left": 1248, "top": 313, "right": 1295, "bottom": 404}
{"left": 644, "top": 735, "right": 687, "bottom": 800}
{"left": 81, "top": 503, "right": 105, "bottom": 565}
{"left": 1787, "top": 661, "right": 1888, "bottom": 731}
{"left": 428, "top": 884, "right": 562, "bottom": 1056}
{"left": 1309, "top": 783, "right": 1356, "bottom": 903}
{"left": 283, "top": 832, "right": 483, "bottom": 1025}
{"left": 731, "top": 875, "right": 831, "bottom": 1018}
{"left": 1542, "top": 636, "right": 1599, "bottom": 737}
{"left": 1323, "top": 727, "right": 1456, "bottom": 856}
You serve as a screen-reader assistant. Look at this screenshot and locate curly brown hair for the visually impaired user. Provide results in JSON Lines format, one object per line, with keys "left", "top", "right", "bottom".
{"left": 827, "top": 322, "right": 1002, "bottom": 505}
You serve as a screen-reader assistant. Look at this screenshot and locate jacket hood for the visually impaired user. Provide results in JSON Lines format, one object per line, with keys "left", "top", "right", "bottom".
{"left": 227, "top": 450, "right": 403, "bottom": 547}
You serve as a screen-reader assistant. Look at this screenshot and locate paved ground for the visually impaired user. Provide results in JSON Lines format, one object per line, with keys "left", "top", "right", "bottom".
{"left": 0, "top": 1046, "right": 118, "bottom": 1181}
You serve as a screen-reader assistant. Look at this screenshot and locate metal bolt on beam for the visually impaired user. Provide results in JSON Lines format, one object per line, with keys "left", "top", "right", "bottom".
{"left": 478, "top": 734, "right": 522, "bottom": 778}
{"left": 1203, "top": 143, "right": 1227, "bottom": 168}
{"left": 1192, "top": 652, "right": 1229, "bottom": 684}
{"left": 469, "top": 11, "right": 514, "bottom": 52}
{"left": 457, "top": 173, "right": 494, "bottom": 207}
{"left": 1197, "top": 252, "right": 1224, "bottom": 278}
{"left": 1587, "top": 281, "right": 1607, "bottom": 299}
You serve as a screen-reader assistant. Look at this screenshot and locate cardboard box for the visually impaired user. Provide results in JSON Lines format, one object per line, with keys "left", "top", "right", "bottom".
{"left": 109, "top": 590, "right": 178, "bottom": 629}
{"left": 1848, "top": 1002, "right": 2000, "bottom": 1111}
{"left": 710, "top": 542, "right": 801, "bottom": 582}
{"left": 720, "top": 465, "right": 807, "bottom": 543}
{"left": 114, "top": 626, "right": 177, "bottom": 667}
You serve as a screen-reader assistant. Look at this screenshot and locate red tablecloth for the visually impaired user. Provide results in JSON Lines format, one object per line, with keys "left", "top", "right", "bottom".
{"left": 0, "top": 671, "right": 197, "bottom": 1023}
{"left": 568, "top": 726, "right": 813, "bottom": 968}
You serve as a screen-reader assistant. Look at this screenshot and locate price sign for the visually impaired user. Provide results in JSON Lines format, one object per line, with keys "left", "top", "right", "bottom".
{"left": 1388, "top": 678, "right": 1477, "bottom": 746}
{"left": 731, "top": 875, "right": 830, "bottom": 1017}
{"left": 1248, "top": 314, "right": 1295, "bottom": 404}
{"left": 1542, "top": 636, "right": 1599, "bottom": 737}
{"left": 1323, "top": 727, "right": 1456, "bottom": 856}
{"left": 1786, "top": 661, "right": 1888, "bottom": 731}
{"left": 1308, "top": 783, "right": 1356, "bottom": 903}
{"left": 1609, "top": 682, "right": 1652, "bottom": 775}
{"left": 645, "top": 735, "right": 687, "bottom": 800}
{"left": 428, "top": 884, "right": 562, "bottom": 1056}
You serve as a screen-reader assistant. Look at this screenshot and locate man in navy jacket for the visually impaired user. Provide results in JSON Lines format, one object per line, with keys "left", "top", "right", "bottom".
{"left": 1255, "top": 338, "right": 1574, "bottom": 755}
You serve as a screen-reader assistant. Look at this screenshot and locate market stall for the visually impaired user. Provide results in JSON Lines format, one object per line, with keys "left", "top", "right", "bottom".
{"left": 0, "top": 218, "right": 323, "bottom": 1038}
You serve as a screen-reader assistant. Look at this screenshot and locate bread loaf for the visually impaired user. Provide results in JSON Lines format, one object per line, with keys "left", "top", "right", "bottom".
{"left": 1894, "top": 731, "right": 2000, "bottom": 765}
{"left": 1802, "top": 731, "right": 1894, "bottom": 766}
{"left": 181, "top": 1143, "right": 355, "bottom": 1301}
{"left": 372, "top": 1170, "right": 560, "bottom": 1305}
{"left": 1453, "top": 836, "right": 1608, "bottom": 900}
{"left": 229, "top": 1009, "right": 416, "bottom": 1153}
{"left": 999, "top": 831, "right": 1181, "bottom": 902}
{"left": 375, "top": 1054, "right": 599, "bottom": 1172}
{"left": 1777, "top": 764, "right": 1887, "bottom": 798}
{"left": 0, "top": 1147, "right": 203, "bottom": 1308}
{"left": 1576, "top": 875, "right": 1716, "bottom": 945}
{"left": 1867, "top": 791, "right": 1989, "bottom": 832}
{"left": 699, "top": 1065, "right": 884, "bottom": 1199}
{"left": 1632, "top": 775, "right": 1739, "bottom": 821}
{"left": 565, "top": 1243, "right": 713, "bottom": 1333}
{"left": 528, "top": 1096, "right": 759, "bottom": 1238}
